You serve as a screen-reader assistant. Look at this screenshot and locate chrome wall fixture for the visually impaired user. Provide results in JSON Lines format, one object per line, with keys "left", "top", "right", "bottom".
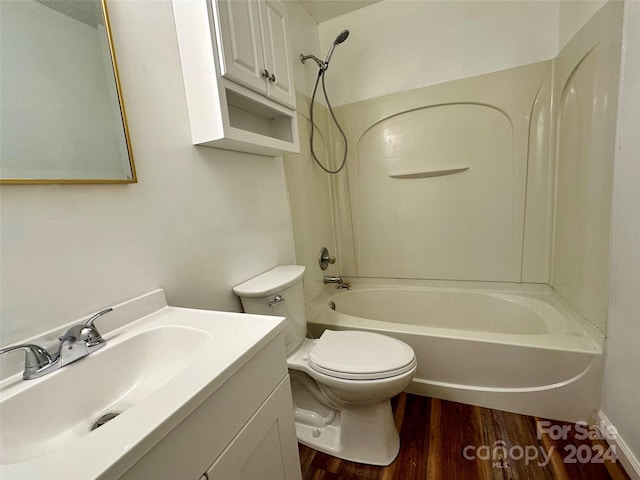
{"left": 318, "top": 247, "right": 336, "bottom": 270}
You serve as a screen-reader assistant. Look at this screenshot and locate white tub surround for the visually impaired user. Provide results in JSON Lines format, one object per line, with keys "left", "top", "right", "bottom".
{"left": 551, "top": 0, "right": 624, "bottom": 334}
{"left": 330, "top": 60, "right": 553, "bottom": 284}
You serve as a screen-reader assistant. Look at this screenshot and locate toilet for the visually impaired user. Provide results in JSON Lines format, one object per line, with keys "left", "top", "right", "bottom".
{"left": 233, "top": 265, "right": 416, "bottom": 466}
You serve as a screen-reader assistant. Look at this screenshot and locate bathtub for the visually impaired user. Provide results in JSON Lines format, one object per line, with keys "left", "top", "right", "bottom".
{"left": 307, "top": 280, "right": 604, "bottom": 422}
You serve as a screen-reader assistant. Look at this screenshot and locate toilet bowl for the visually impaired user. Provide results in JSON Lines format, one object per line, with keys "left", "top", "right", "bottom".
{"left": 233, "top": 265, "right": 416, "bottom": 466}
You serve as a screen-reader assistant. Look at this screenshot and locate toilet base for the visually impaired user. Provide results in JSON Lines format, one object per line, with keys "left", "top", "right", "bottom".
{"left": 294, "top": 400, "right": 400, "bottom": 466}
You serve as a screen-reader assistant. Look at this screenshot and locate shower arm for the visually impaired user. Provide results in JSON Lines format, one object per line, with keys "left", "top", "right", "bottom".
{"left": 300, "top": 54, "right": 327, "bottom": 71}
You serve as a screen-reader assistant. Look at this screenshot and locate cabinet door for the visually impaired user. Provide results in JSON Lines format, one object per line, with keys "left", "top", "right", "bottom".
{"left": 214, "top": 0, "right": 267, "bottom": 94}
{"left": 259, "top": 0, "right": 296, "bottom": 108}
{"left": 206, "top": 378, "right": 301, "bottom": 480}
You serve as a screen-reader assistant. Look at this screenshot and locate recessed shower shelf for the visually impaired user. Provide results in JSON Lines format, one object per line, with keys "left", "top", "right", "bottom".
{"left": 389, "top": 166, "right": 470, "bottom": 179}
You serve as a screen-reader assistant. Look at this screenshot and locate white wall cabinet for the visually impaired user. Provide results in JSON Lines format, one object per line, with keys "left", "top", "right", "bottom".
{"left": 214, "top": 0, "right": 295, "bottom": 109}
{"left": 173, "top": 0, "right": 300, "bottom": 156}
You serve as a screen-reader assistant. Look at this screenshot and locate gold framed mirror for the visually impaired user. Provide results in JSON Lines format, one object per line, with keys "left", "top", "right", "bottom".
{"left": 0, "top": 0, "right": 136, "bottom": 184}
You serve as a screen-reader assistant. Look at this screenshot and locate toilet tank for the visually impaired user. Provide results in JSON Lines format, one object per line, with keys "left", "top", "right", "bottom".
{"left": 233, "top": 266, "right": 307, "bottom": 355}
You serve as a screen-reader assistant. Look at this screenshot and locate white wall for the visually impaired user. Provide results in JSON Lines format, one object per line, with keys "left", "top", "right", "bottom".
{"left": 0, "top": 0, "right": 295, "bottom": 346}
{"left": 602, "top": 0, "right": 640, "bottom": 473}
{"left": 317, "top": 0, "right": 560, "bottom": 106}
{"left": 559, "top": 0, "right": 608, "bottom": 49}
{"left": 284, "top": 0, "right": 321, "bottom": 97}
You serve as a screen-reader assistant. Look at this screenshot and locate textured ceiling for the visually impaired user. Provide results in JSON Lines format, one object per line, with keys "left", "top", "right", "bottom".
{"left": 35, "top": 0, "right": 102, "bottom": 28}
{"left": 299, "top": 0, "right": 381, "bottom": 23}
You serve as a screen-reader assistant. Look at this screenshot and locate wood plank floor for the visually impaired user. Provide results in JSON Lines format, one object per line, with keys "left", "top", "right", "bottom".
{"left": 298, "top": 393, "right": 631, "bottom": 480}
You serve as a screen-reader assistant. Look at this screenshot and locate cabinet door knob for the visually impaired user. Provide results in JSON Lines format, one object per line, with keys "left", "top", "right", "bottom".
{"left": 269, "top": 73, "right": 276, "bottom": 83}
{"left": 262, "top": 69, "right": 269, "bottom": 78}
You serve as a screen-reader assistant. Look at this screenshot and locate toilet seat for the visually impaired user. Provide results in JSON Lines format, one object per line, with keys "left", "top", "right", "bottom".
{"left": 308, "top": 330, "right": 416, "bottom": 380}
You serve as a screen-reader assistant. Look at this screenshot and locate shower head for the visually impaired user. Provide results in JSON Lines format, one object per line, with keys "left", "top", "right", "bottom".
{"left": 300, "top": 29, "right": 350, "bottom": 71}
{"left": 324, "top": 29, "right": 350, "bottom": 67}
{"left": 334, "top": 29, "right": 350, "bottom": 45}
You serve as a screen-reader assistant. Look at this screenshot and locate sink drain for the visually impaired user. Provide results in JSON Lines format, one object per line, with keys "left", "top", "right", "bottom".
{"left": 90, "top": 412, "right": 120, "bottom": 431}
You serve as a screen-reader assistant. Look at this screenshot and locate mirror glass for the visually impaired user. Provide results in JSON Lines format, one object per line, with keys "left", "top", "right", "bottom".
{"left": 0, "top": 0, "right": 136, "bottom": 184}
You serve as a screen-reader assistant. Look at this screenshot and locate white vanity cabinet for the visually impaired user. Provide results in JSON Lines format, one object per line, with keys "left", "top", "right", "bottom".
{"left": 119, "top": 334, "right": 302, "bottom": 480}
{"left": 205, "top": 379, "right": 298, "bottom": 479}
{"left": 173, "top": 0, "right": 300, "bottom": 157}
{"left": 214, "top": 0, "right": 295, "bottom": 109}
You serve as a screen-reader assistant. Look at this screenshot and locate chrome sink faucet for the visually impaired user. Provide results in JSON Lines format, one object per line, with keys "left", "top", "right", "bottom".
{"left": 0, "top": 344, "right": 53, "bottom": 380}
{"left": 323, "top": 275, "right": 351, "bottom": 290}
{"left": 0, "top": 308, "right": 112, "bottom": 380}
{"left": 57, "top": 308, "right": 111, "bottom": 367}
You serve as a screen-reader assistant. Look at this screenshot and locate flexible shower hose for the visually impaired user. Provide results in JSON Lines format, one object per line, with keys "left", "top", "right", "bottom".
{"left": 309, "top": 70, "right": 348, "bottom": 174}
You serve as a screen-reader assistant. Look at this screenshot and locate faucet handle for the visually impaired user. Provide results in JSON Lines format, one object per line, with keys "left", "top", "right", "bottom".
{"left": 58, "top": 307, "right": 112, "bottom": 350}
{"left": 59, "top": 326, "right": 103, "bottom": 348}
{"left": 59, "top": 331, "right": 102, "bottom": 353}
{"left": 86, "top": 308, "right": 113, "bottom": 328}
{"left": 84, "top": 308, "right": 112, "bottom": 347}
{"left": 0, "top": 344, "right": 53, "bottom": 379}
{"left": 319, "top": 247, "right": 337, "bottom": 270}
{"left": 79, "top": 326, "right": 103, "bottom": 347}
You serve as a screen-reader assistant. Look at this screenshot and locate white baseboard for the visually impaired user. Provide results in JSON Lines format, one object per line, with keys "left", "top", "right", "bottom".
{"left": 598, "top": 410, "right": 640, "bottom": 480}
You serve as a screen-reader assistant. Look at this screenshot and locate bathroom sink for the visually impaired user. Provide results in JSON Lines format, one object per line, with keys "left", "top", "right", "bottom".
{"left": 0, "top": 290, "right": 285, "bottom": 479}
{"left": 0, "top": 325, "right": 210, "bottom": 465}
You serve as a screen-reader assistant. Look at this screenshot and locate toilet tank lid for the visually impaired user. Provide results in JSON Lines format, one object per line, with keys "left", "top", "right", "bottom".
{"left": 233, "top": 265, "right": 306, "bottom": 297}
